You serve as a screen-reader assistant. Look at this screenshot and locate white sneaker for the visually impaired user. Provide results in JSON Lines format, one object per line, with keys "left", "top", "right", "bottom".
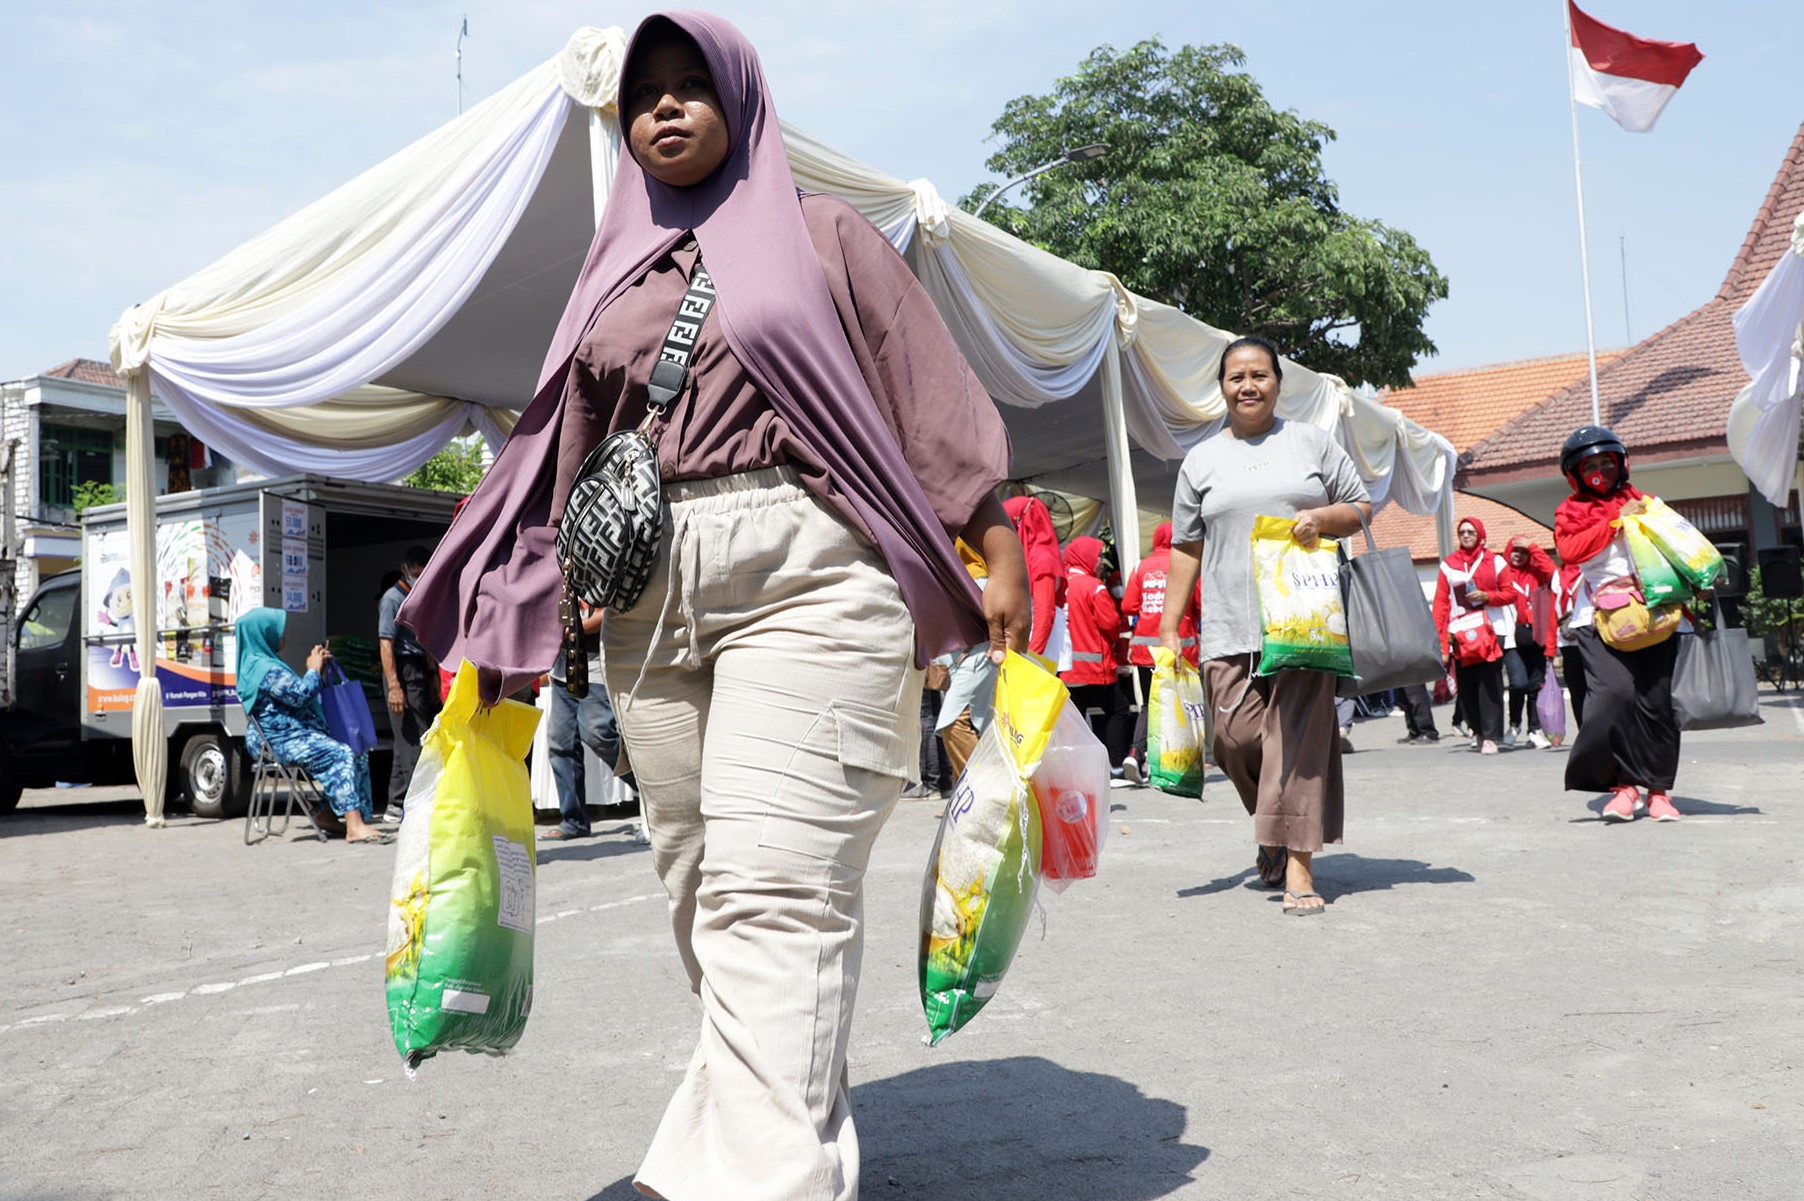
{"left": 1121, "top": 758, "right": 1143, "bottom": 787}
{"left": 1480, "top": 740, "right": 1499, "bottom": 755}
{"left": 1527, "top": 730, "right": 1552, "bottom": 749}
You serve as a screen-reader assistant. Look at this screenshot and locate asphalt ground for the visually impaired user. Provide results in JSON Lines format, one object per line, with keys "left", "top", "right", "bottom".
{"left": 2, "top": 691, "right": 1801, "bottom": 1201}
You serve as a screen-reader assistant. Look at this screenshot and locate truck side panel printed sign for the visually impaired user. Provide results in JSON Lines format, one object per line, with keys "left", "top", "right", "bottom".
{"left": 85, "top": 509, "right": 263, "bottom": 712}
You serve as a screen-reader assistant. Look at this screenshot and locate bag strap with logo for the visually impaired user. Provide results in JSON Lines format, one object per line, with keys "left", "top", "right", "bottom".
{"left": 557, "top": 253, "right": 718, "bottom": 696}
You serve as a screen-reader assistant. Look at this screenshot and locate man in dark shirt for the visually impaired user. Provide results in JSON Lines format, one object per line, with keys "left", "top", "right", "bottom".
{"left": 378, "top": 546, "right": 441, "bottom": 822}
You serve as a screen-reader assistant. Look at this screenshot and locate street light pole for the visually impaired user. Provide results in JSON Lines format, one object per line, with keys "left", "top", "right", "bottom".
{"left": 455, "top": 16, "right": 470, "bottom": 115}
{"left": 972, "top": 142, "right": 1108, "bottom": 220}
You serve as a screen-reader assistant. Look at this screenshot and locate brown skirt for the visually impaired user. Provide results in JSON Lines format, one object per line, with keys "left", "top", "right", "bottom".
{"left": 1201, "top": 655, "right": 1344, "bottom": 852}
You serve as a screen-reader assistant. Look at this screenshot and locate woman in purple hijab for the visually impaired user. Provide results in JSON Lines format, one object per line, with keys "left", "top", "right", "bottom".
{"left": 403, "top": 11, "right": 1025, "bottom": 1199}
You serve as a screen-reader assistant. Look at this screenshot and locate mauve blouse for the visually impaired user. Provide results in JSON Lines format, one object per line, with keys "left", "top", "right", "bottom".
{"left": 551, "top": 195, "right": 1012, "bottom": 600}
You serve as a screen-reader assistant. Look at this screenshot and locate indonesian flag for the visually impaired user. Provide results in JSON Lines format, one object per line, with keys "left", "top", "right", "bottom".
{"left": 1568, "top": 1, "right": 1702, "bottom": 133}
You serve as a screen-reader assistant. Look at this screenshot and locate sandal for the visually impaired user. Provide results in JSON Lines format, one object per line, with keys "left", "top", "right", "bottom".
{"left": 1255, "top": 845, "right": 1289, "bottom": 889}
{"left": 1282, "top": 890, "right": 1325, "bottom": 916}
{"left": 537, "top": 826, "right": 590, "bottom": 841}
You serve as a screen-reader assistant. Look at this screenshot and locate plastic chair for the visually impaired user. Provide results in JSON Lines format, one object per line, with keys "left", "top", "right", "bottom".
{"left": 244, "top": 712, "right": 331, "bottom": 845}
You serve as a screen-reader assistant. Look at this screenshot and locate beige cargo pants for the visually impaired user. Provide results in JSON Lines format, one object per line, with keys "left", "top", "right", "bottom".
{"left": 602, "top": 467, "right": 923, "bottom": 1201}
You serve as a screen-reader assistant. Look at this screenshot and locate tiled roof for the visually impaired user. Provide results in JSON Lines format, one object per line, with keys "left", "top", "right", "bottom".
{"left": 1369, "top": 492, "right": 1552, "bottom": 565}
{"left": 1466, "top": 121, "right": 1804, "bottom": 482}
{"left": 41, "top": 358, "right": 124, "bottom": 388}
{"left": 1380, "top": 349, "right": 1625, "bottom": 454}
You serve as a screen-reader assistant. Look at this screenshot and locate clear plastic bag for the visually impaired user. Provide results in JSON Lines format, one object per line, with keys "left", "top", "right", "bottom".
{"left": 1030, "top": 699, "right": 1111, "bottom": 890}
{"left": 919, "top": 651, "right": 1063, "bottom": 1046}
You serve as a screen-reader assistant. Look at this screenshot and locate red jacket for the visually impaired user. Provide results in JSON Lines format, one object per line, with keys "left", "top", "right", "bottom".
{"left": 1501, "top": 535, "right": 1555, "bottom": 647}
{"left": 1432, "top": 517, "right": 1512, "bottom": 661}
{"left": 1120, "top": 522, "right": 1200, "bottom": 667}
{"left": 1004, "top": 495, "right": 1065, "bottom": 655}
{"left": 1059, "top": 537, "right": 1121, "bottom": 686}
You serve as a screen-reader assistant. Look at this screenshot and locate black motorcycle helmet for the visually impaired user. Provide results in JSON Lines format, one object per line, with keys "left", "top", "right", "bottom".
{"left": 1560, "top": 425, "right": 1629, "bottom": 494}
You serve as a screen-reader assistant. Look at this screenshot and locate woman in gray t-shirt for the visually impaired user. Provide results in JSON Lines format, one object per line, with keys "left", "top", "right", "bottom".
{"left": 1160, "top": 336, "right": 1372, "bottom": 915}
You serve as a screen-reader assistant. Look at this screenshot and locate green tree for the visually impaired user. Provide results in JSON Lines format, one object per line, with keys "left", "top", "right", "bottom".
{"left": 966, "top": 39, "right": 1449, "bottom": 388}
{"left": 72, "top": 480, "right": 124, "bottom": 514}
{"left": 401, "top": 437, "right": 487, "bottom": 495}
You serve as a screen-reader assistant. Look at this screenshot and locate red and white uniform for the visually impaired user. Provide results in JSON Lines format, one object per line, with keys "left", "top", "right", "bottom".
{"left": 1502, "top": 534, "right": 1555, "bottom": 648}
{"left": 1120, "top": 521, "right": 1200, "bottom": 667}
{"left": 1432, "top": 516, "right": 1516, "bottom": 658}
{"left": 1059, "top": 536, "right": 1121, "bottom": 687}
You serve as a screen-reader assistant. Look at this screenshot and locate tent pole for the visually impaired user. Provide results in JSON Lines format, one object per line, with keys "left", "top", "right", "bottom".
{"left": 1100, "top": 344, "right": 1141, "bottom": 577}
{"left": 124, "top": 372, "right": 168, "bottom": 826}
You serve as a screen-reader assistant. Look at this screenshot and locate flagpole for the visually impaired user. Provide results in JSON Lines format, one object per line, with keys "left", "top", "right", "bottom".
{"left": 1564, "top": 0, "right": 1604, "bottom": 426}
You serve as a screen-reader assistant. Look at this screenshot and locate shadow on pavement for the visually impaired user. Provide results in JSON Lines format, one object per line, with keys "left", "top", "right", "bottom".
{"left": 585, "top": 1057, "right": 1208, "bottom": 1199}
{"left": 0, "top": 796, "right": 163, "bottom": 837}
{"left": 1177, "top": 854, "right": 1474, "bottom": 902}
{"left": 1311, "top": 854, "right": 1475, "bottom": 900}
{"left": 536, "top": 831, "right": 651, "bottom": 865}
{"left": 854, "top": 1055, "right": 1208, "bottom": 1199}
{"left": 1570, "top": 794, "right": 1763, "bottom": 822}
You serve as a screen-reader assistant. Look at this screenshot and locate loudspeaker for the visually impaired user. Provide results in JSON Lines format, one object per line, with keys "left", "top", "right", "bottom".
{"left": 1757, "top": 544, "right": 1804, "bottom": 600}
{"left": 1714, "top": 541, "right": 1749, "bottom": 598}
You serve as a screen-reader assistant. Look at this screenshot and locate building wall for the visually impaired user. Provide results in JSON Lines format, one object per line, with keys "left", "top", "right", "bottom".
{"left": 4, "top": 370, "right": 248, "bottom": 620}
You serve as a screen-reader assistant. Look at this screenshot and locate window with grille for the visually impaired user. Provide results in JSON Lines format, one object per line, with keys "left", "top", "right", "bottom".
{"left": 38, "top": 424, "right": 114, "bottom": 508}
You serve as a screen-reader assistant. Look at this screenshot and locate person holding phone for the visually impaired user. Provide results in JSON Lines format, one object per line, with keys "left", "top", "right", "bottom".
{"left": 1432, "top": 516, "right": 1516, "bottom": 754}
{"left": 236, "top": 608, "right": 388, "bottom": 844}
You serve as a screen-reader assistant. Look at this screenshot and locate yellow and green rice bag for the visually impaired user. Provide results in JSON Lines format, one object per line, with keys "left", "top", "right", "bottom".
{"left": 386, "top": 661, "right": 541, "bottom": 1073}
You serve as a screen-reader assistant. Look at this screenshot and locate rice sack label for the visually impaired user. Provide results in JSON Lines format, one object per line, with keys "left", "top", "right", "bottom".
{"left": 1617, "top": 518, "right": 1693, "bottom": 608}
{"left": 1250, "top": 516, "right": 1354, "bottom": 676}
{"left": 1146, "top": 651, "right": 1206, "bottom": 797}
{"left": 386, "top": 661, "right": 542, "bottom": 1073}
{"left": 919, "top": 651, "right": 1065, "bottom": 1045}
{"left": 1628, "top": 497, "right": 1724, "bottom": 592}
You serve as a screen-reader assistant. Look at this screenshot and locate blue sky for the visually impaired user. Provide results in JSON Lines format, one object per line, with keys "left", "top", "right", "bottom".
{"left": 1, "top": 0, "right": 1796, "bottom": 385}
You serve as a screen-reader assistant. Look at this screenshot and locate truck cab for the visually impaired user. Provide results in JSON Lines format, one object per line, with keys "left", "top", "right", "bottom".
{"left": 4, "top": 570, "right": 130, "bottom": 810}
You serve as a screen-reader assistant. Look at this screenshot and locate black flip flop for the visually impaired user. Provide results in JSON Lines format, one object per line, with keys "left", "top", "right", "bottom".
{"left": 1255, "top": 845, "right": 1289, "bottom": 889}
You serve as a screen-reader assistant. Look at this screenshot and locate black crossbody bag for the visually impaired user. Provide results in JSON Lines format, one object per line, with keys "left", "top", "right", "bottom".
{"left": 555, "top": 256, "right": 717, "bottom": 697}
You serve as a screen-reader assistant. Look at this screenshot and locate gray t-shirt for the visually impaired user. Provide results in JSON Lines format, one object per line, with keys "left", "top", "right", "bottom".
{"left": 378, "top": 583, "right": 426, "bottom": 660}
{"left": 1172, "top": 418, "right": 1370, "bottom": 661}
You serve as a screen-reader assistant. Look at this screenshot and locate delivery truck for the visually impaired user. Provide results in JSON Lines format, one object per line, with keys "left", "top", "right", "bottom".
{"left": 1, "top": 476, "right": 460, "bottom": 816}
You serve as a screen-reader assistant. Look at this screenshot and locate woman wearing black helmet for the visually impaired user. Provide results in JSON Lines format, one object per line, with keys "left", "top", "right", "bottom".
{"left": 1552, "top": 426, "right": 1684, "bottom": 822}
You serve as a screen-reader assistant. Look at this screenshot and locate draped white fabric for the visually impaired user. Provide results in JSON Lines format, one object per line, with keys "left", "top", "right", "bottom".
{"left": 1727, "top": 212, "right": 1804, "bottom": 506}
{"left": 108, "top": 24, "right": 1452, "bottom": 518}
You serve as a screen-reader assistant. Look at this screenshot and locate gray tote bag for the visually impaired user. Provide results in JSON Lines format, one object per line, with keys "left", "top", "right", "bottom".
{"left": 1337, "top": 517, "right": 1445, "bottom": 696}
{"left": 1671, "top": 603, "right": 1764, "bottom": 730}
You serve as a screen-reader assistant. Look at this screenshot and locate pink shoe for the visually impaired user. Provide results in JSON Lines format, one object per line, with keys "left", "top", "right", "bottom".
{"left": 1601, "top": 786, "right": 1639, "bottom": 822}
{"left": 1646, "top": 791, "right": 1681, "bottom": 822}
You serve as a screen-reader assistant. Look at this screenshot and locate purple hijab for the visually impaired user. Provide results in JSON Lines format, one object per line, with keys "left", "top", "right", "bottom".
{"left": 401, "top": 10, "right": 990, "bottom": 701}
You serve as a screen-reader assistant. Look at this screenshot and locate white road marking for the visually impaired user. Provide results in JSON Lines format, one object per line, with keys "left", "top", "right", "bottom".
{"left": 1, "top": 891, "right": 660, "bottom": 1037}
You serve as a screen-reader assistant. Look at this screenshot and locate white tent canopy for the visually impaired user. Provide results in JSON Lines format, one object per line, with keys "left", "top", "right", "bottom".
{"left": 1727, "top": 211, "right": 1804, "bottom": 507}
{"left": 108, "top": 26, "right": 1455, "bottom": 822}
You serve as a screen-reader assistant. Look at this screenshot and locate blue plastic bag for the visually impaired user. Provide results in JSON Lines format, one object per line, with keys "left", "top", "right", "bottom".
{"left": 321, "top": 659, "right": 378, "bottom": 754}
